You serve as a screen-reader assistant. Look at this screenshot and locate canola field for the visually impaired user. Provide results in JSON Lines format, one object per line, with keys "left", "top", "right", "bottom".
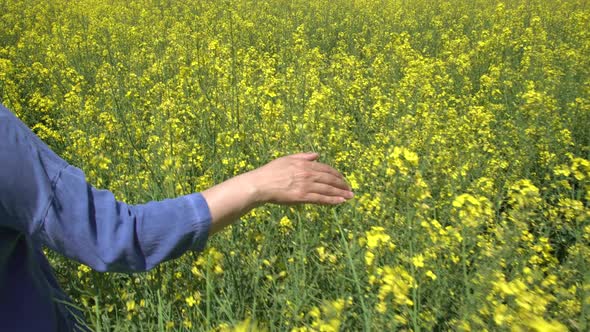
{"left": 1, "top": 0, "right": 590, "bottom": 330}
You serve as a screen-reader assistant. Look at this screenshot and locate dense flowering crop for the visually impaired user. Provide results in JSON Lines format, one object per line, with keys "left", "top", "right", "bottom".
{"left": 1, "top": 0, "right": 589, "bottom": 330}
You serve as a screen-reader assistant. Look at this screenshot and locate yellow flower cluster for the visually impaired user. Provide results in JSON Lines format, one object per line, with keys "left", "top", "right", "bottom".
{"left": 292, "top": 298, "right": 351, "bottom": 332}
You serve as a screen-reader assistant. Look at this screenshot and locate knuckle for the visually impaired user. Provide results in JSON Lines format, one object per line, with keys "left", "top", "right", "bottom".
{"left": 294, "top": 159, "right": 306, "bottom": 168}
{"left": 331, "top": 197, "right": 343, "bottom": 205}
{"left": 322, "top": 198, "right": 336, "bottom": 205}
{"left": 332, "top": 188, "right": 344, "bottom": 196}
{"left": 295, "top": 170, "right": 313, "bottom": 180}
{"left": 293, "top": 189, "right": 307, "bottom": 201}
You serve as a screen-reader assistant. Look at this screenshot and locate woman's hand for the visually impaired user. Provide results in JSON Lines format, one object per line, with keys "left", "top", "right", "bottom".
{"left": 201, "top": 152, "right": 353, "bottom": 235}
{"left": 245, "top": 152, "right": 354, "bottom": 205}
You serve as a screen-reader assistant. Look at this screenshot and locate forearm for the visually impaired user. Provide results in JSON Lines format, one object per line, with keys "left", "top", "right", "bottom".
{"left": 201, "top": 172, "right": 261, "bottom": 235}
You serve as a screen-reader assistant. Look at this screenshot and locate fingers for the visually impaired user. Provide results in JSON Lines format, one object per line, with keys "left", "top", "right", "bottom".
{"left": 309, "top": 161, "right": 345, "bottom": 179}
{"left": 301, "top": 192, "right": 347, "bottom": 205}
{"left": 307, "top": 183, "right": 354, "bottom": 200}
{"left": 287, "top": 152, "right": 345, "bottom": 181}
{"left": 290, "top": 154, "right": 352, "bottom": 194}
{"left": 295, "top": 171, "right": 353, "bottom": 205}
{"left": 290, "top": 152, "right": 319, "bottom": 161}
{"left": 311, "top": 172, "right": 351, "bottom": 191}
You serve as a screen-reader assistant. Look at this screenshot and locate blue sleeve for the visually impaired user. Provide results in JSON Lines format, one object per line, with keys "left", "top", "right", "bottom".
{"left": 0, "top": 105, "right": 211, "bottom": 272}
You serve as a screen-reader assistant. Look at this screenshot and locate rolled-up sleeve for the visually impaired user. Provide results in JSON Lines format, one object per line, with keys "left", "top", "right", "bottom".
{"left": 41, "top": 168, "right": 211, "bottom": 272}
{"left": 0, "top": 106, "right": 211, "bottom": 273}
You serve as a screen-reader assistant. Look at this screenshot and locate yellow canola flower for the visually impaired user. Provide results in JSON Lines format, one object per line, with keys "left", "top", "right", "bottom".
{"left": 126, "top": 300, "right": 136, "bottom": 312}
{"left": 76, "top": 264, "right": 91, "bottom": 279}
{"left": 362, "top": 226, "right": 394, "bottom": 266}
{"left": 295, "top": 298, "right": 349, "bottom": 332}
{"left": 347, "top": 173, "right": 360, "bottom": 190}
{"left": 386, "top": 146, "right": 420, "bottom": 176}
{"left": 508, "top": 179, "right": 542, "bottom": 210}
{"left": 412, "top": 254, "right": 425, "bottom": 268}
{"left": 365, "top": 226, "right": 392, "bottom": 249}
{"left": 185, "top": 292, "right": 201, "bottom": 307}
{"left": 279, "top": 216, "right": 294, "bottom": 234}
{"left": 219, "top": 318, "right": 267, "bottom": 332}
{"left": 572, "top": 157, "right": 589, "bottom": 181}
{"left": 452, "top": 193, "right": 493, "bottom": 228}
{"left": 523, "top": 316, "right": 567, "bottom": 332}
{"left": 402, "top": 148, "right": 419, "bottom": 165}
{"left": 426, "top": 270, "right": 437, "bottom": 280}
{"left": 185, "top": 296, "right": 196, "bottom": 307}
{"left": 365, "top": 251, "right": 376, "bottom": 266}
{"left": 376, "top": 265, "right": 415, "bottom": 312}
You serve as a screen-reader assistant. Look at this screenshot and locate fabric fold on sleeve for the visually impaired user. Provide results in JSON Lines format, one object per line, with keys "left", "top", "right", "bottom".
{"left": 40, "top": 164, "right": 212, "bottom": 272}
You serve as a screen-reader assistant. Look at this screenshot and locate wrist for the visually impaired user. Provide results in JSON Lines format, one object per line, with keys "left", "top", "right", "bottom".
{"left": 237, "top": 171, "right": 265, "bottom": 208}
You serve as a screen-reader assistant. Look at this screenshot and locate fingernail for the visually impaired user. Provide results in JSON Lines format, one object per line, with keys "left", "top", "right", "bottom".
{"left": 346, "top": 191, "right": 354, "bottom": 198}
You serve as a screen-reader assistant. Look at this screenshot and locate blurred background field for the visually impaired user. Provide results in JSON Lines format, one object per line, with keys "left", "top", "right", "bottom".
{"left": 1, "top": 0, "right": 589, "bottom": 330}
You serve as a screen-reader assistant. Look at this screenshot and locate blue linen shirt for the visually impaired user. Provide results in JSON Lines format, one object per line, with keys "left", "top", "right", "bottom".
{"left": 0, "top": 104, "right": 212, "bottom": 331}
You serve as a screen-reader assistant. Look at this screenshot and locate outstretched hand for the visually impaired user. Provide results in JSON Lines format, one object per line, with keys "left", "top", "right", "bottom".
{"left": 246, "top": 152, "right": 354, "bottom": 206}
{"left": 201, "top": 152, "right": 353, "bottom": 235}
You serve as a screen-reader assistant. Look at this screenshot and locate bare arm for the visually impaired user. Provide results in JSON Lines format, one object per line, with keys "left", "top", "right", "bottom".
{"left": 202, "top": 152, "right": 353, "bottom": 235}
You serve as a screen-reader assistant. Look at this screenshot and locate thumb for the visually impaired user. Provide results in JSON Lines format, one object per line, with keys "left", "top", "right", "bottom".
{"left": 291, "top": 152, "right": 319, "bottom": 161}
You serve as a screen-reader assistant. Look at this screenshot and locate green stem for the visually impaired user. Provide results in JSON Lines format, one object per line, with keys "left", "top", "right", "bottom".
{"left": 333, "top": 210, "right": 371, "bottom": 332}
{"left": 94, "top": 295, "right": 101, "bottom": 332}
